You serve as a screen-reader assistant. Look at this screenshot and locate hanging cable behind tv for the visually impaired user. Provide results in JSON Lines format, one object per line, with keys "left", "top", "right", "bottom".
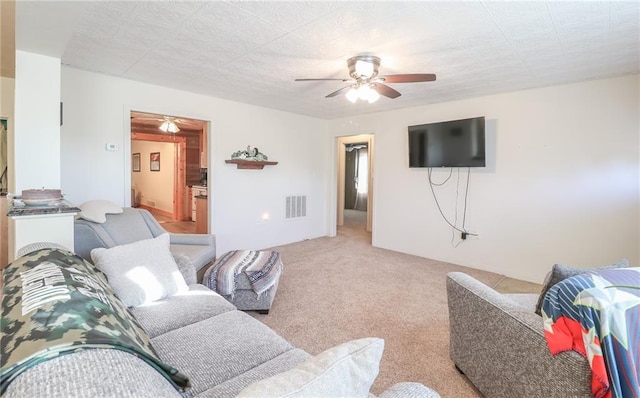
{"left": 427, "top": 167, "right": 478, "bottom": 241}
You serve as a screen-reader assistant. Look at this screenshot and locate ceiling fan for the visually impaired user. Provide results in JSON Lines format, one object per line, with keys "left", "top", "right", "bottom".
{"left": 295, "top": 55, "right": 436, "bottom": 103}
{"left": 131, "top": 113, "right": 204, "bottom": 133}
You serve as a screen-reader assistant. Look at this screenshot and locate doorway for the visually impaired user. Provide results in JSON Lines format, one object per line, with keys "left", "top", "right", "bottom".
{"left": 130, "top": 111, "right": 209, "bottom": 234}
{"left": 337, "top": 134, "right": 374, "bottom": 234}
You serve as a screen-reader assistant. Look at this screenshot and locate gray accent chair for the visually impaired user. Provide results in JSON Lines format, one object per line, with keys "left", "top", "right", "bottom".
{"left": 74, "top": 207, "right": 216, "bottom": 277}
{"left": 446, "top": 272, "right": 592, "bottom": 398}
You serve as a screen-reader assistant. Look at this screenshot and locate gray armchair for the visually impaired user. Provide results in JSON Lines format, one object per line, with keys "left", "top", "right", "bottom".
{"left": 74, "top": 208, "right": 216, "bottom": 278}
{"left": 446, "top": 272, "right": 591, "bottom": 398}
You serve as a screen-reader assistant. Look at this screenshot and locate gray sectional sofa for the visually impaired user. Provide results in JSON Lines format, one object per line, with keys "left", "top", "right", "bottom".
{"left": 2, "top": 247, "right": 439, "bottom": 397}
{"left": 446, "top": 272, "right": 592, "bottom": 398}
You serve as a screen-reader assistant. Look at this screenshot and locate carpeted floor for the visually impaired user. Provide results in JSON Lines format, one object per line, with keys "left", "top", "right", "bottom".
{"left": 252, "top": 210, "right": 506, "bottom": 397}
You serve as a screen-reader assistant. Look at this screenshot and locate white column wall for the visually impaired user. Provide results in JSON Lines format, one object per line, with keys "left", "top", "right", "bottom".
{"left": 14, "top": 51, "right": 60, "bottom": 191}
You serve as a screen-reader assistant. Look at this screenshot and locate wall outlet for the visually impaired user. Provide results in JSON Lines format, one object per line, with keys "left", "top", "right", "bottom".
{"left": 105, "top": 143, "right": 118, "bottom": 151}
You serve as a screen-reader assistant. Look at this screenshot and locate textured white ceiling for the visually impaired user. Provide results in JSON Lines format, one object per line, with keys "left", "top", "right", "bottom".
{"left": 16, "top": 1, "right": 640, "bottom": 120}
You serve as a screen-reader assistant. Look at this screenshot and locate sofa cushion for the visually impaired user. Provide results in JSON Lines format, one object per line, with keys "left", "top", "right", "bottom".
{"left": 196, "top": 349, "right": 312, "bottom": 398}
{"left": 236, "top": 338, "right": 384, "bottom": 398}
{"left": 130, "top": 284, "right": 236, "bottom": 338}
{"left": 77, "top": 200, "right": 123, "bottom": 223}
{"left": 91, "top": 233, "right": 188, "bottom": 307}
{"left": 535, "top": 260, "right": 629, "bottom": 315}
{"left": 150, "top": 310, "right": 297, "bottom": 397}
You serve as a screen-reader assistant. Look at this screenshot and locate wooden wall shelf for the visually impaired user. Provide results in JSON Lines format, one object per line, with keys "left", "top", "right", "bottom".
{"left": 225, "top": 159, "right": 278, "bottom": 170}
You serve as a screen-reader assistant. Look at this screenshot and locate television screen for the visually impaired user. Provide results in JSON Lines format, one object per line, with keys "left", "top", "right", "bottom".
{"left": 408, "top": 117, "right": 486, "bottom": 168}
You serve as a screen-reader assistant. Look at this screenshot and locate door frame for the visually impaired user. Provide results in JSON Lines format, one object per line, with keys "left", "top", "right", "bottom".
{"left": 124, "top": 106, "right": 212, "bottom": 228}
{"left": 336, "top": 134, "right": 374, "bottom": 233}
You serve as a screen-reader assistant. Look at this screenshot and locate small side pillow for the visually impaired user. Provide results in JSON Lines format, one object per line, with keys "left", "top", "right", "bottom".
{"left": 78, "top": 200, "right": 124, "bottom": 223}
{"left": 237, "top": 338, "right": 384, "bottom": 398}
{"left": 535, "top": 259, "right": 629, "bottom": 316}
{"left": 91, "top": 233, "right": 188, "bottom": 307}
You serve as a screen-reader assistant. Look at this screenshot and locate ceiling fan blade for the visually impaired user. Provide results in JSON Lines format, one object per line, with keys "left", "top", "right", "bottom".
{"left": 325, "top": 86, "right": 352, "bottom": 98}
{"left": 374, "top": 83, "right": 401, "bottom": 99}
{"left": 379, "top": 74, "right": 436, "bottom": 83}
{"left": 295, "top": 78, "right": 350, "bottom": 82}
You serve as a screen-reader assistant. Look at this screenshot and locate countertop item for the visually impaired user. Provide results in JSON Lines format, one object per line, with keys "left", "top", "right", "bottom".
{"left": 21, "top": 189, "right": 63, "bottom": 206}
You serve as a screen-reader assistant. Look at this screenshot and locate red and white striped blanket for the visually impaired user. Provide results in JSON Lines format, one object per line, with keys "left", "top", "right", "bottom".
{"left": 203, "top": 250, "right": 282, "bottom": 297}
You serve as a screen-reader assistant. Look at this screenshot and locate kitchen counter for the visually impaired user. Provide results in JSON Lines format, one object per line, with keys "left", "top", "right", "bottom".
{"left": 191, "top": 186, "right": 208, "bottom": 223}
{"left": 7, "top": 198, "right": 80, "bottom": 217}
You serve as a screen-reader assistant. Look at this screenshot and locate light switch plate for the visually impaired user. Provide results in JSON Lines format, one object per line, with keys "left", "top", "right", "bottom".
{"left": 105, "top": 143, "right": 118, "bottom": 151}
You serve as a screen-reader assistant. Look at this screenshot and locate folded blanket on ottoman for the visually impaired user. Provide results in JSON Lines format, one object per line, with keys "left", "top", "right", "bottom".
{"left": 203, "top": 250, "right": 282, "bottom": 297}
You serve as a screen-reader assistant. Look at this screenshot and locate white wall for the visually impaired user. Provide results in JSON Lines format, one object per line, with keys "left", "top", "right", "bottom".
{"left": 60, "top": 67, "right": 328, "bottom": 254}
{"left": 131, "top": 140, "right": 175, "bottom": 213}
{"left": 14, "top": 51, "right": 60, "bottom": 191}
{"left": 328, "top": 75, "right": 640, "bottom": 283}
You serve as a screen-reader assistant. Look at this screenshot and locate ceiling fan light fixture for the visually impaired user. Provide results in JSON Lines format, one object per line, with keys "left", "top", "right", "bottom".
{"left": 357, "top": 84, "right": 372, "bottom": 100}
{"left": 367, "top": 88, "right": 380, "bottom": 104}
{"left": 347, "top": 55, "right": 381, "bottom": 80}
{"left": 167, "top": 122, "right": 180, "bottom": 133}
{"left": 345, "top": 87, "right": 359, "bottom": 103}
{"left": 354, "top": 59, "right": 374, "bottom": 78}
{"left": 159, "top": 118, "right": 180, "bottom": 133}
{"left": 298, "top": 54, "right": 434, "bottom": 103}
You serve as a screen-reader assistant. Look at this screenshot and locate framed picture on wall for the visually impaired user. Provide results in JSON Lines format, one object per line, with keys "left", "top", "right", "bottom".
{"left": 132, "top": 153, "right": 140, "bottom": 172}
{"left": 150, "top": 152, "right": 160, "bottom": 171}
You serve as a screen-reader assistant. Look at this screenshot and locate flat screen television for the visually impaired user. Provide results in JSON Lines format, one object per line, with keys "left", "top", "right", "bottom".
{"left": 408, "top": 116, "right": 486, "bottom": 168}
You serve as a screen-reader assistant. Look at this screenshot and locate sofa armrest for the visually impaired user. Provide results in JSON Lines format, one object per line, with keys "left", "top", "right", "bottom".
{"left": 74, "top": 220, "right": 117, "bottom": 261}
{"left": 446, "top": 272, "right": 591, "bottom": 398}
{"left": 169, "top": 233, "right": 215, "bottom": 246}
{"left": 172, "top": 254, "right": 197, "bottom": 285}
{"left": 378, "top": 382, "right": 440, "bottom": 398}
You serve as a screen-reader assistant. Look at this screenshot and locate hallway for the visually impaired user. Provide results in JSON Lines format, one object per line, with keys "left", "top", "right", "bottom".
{"left": 338, "top": 209, "right": 370, "bottom": 244}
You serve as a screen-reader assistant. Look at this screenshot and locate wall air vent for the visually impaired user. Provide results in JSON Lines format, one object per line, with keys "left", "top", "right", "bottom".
{"left": 285, "top": 195, "right": 307, "bottom": 219}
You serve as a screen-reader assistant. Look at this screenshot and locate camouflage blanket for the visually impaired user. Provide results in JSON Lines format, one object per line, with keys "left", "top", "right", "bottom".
{"left": 1, "top": 248, "right": 190, "bottom": 394}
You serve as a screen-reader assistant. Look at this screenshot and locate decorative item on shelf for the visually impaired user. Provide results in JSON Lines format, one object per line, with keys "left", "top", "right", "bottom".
{"left": 226, "top": 146, "right": 278, "bottom": 169}
{"left": 231, "top": 145, "right": 269, "bottom": 161}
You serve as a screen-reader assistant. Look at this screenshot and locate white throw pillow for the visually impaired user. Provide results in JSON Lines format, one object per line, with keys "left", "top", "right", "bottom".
{"left": 237, "top": 338, "right": 384, "bottom": 398}
{"left": 90, "top": 233, "right": 188, "bottom": 307}
{"left": 78, "top": 200, "right": 124, "bottom": 223}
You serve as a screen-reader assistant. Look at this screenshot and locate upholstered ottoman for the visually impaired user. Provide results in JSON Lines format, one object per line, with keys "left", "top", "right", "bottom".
{"left": 203, "top": 250, "right": 282, "bottom": 314}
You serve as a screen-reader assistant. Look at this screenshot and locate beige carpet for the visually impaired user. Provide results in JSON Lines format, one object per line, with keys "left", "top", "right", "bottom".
{"left": 252, "top": 210, "right": 505, "bottom": 397}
